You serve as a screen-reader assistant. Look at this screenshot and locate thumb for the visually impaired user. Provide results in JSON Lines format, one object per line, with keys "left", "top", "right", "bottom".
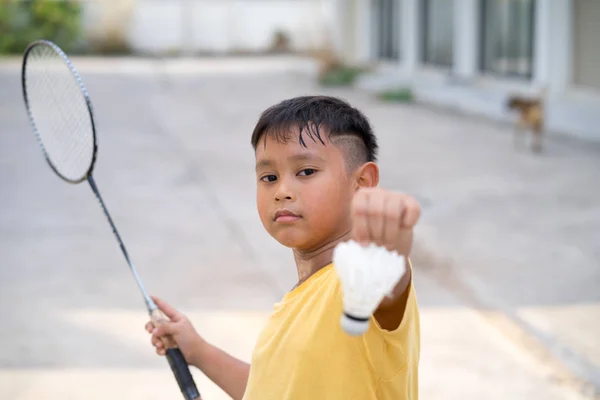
{"left": 152, "top": 296, "right": 181, "bottom": 322}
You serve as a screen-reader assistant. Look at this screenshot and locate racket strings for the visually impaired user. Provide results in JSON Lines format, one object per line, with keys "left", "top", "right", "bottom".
{"left": 24, "top": 43, "right": 95, "bottom": 182}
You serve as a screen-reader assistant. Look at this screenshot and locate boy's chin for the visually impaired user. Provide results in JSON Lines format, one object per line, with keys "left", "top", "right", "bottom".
{"left": 274, "top": 234, "right": 314, "bottom": 251}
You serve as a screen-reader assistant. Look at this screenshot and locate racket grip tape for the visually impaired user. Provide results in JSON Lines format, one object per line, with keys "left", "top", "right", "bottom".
{"left": 166, "top": 348, "right": 201, "bottom": 400}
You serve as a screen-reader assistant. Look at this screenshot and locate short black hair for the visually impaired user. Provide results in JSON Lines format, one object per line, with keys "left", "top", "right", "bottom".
{"left": 251, "top": 96, "right": 378, "bottom": 167}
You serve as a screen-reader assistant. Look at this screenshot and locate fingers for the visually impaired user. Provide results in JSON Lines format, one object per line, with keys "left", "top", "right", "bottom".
{"left": 383, "top": 196, "right": 402, "bottom": 251}
{"left": 151, "top": 334, "right": 167, "bottom": 356}
{"left": 149, "top": 320, "right": 178, "bottom": 353}
{"left": 152, "top": 320, "right": 177, "bottom": 338}
{"left": 351, "top": 190, "right": 371, "bottom": 245}
{"left": 152, "top": 295, "right": 181, "bottom": 322}
{"left": 352, "top": 188, "right": 420, "bottom": 250}
{"left": 146, "top": 321, "right": 169, "bottom": 356}
{"left": 368, "top": 192, "right": 386, "bottom": 245}
{"left": 401, "top": 196, "right": 421, "bottom": 228}
{"left": 152, "top": 333, "right": 164, "bottom": 349}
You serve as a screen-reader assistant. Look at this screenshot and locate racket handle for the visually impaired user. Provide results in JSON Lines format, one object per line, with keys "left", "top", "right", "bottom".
{"left": 151, "top": 309, "right": 201, "bottom": 400}
{"left": 166, "top": 348, "right": 202, "bottom": 400}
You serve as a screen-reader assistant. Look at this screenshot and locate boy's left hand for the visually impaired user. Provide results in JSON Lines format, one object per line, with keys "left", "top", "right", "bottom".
{"left": 351, "top": 187, "right": 421, "bottom": 258}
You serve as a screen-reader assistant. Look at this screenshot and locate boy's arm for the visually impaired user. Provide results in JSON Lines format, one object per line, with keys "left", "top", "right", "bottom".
{"left": 374, "top": 261, "right": 412, "bottom": 331}
{"left": 192, "top": 342, "right": 250, "bottom": 400}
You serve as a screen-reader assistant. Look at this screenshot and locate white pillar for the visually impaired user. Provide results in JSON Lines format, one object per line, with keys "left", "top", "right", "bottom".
{"left": 453, "top": 0, "right": 479, "bottom": 80}
{"left": 353, "top": 0, "right": 372, "bottom": 63}
{"left": 533, "top": 0, "right": 551, "bottom": 86}
{"left": 401, "top": 0, "right": 419, "bottom": 75}
{"left": 180, "top": 0, "right": 195, "bottom": 55}
{"left": 547, "top": 0, "right": 573, "bottom": 94}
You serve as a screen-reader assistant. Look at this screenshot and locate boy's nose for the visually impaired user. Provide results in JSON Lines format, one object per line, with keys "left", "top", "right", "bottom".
{"left": 274, "top": 182, "right": 294, "bottom": 202}
{"left": 275, "top": 190, "right": 293, "bottom": 201}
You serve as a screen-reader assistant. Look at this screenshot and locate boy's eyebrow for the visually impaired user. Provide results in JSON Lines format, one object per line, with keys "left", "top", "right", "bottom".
{"left": 255, "top": 153, "right": 325, "bottom": 170}
{"left": 288, "top": 153, "right": 326, "bottom": 163}
{"left": 255, "top": 159, "right": 273, "bottom": 170}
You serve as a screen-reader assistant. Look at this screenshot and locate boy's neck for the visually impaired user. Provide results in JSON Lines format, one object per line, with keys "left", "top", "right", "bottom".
{"left": 292, "top": 230, "right": 352, "bottom": 289}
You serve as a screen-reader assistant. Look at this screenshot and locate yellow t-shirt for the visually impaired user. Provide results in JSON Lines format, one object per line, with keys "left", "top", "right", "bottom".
{"left": 243, "top": 262, "right": 420, "bottom": 400}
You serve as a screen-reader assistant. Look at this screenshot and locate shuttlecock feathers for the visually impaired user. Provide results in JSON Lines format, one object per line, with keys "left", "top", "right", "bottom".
{"left": 333, "top": 240, "right": 406, "bottom": 335}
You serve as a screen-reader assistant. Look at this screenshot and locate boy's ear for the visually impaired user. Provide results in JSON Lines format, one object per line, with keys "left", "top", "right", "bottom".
{"left": 355, "top": 162, "right": 379, "bottom": 189}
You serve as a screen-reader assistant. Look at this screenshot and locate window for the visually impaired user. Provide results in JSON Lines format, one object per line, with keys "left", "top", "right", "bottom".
{"left": 421, "top": 0, "right": 454, "bottom": 67}
{"left": 480, "top": 0, "right": 535, "bottom": 78}
{"left": 373, "top": 0, "right": 401, "bottom": 60}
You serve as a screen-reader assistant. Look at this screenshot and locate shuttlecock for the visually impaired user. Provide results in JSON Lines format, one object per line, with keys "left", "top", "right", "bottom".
{"left": 333, "top": 240, "right": 406, "bottom": 336}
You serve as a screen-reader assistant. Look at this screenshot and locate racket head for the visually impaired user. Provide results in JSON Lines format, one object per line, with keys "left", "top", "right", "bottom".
{"left": 21, "top": 40, "right": 98, "bottom": 184}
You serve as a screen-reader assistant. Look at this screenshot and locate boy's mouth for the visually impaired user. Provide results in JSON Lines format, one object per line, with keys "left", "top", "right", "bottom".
{"left": 274, "top": 209, "right": 301, "bottom": 222}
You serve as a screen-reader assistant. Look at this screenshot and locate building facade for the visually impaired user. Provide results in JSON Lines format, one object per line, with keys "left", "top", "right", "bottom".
{"left": 338, "top": 0, "right": 600, "bottom": 141}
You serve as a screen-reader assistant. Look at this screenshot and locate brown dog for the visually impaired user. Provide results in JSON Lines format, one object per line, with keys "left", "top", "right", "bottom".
{"left": 505, "top": 89, "right": 546, "bottom": 153}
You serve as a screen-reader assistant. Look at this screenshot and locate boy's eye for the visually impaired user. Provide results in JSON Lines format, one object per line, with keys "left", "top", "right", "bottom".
{"left": 260, "top": 174, "right": 277, "bottom": 182}
{"left": 298, "top": 169, "right": 316, "bottom": 176}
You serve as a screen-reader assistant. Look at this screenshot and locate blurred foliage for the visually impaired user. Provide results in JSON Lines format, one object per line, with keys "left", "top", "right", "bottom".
{"left": 378, "top": 87, "right": 415, "bottom": 103}
{"left": 319, "top": 66, "right": 368, "bottom": 87}
{"left": 90, "top": 29, "right": 132, "bottom": 55}
{"left": 0, "top": 0, "right": 82, "bottom": 55}
{"left": 269, "top": 29, "right": 291, "bottom": 53}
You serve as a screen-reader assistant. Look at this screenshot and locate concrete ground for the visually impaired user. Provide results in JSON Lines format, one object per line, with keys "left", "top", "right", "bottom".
{"left": 0, "top": 56, "right": 598, "bottom": 400}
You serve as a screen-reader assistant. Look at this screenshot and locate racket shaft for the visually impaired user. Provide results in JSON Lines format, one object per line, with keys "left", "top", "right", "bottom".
{"left": 86, "top": 175, "right": 154, "bottom": 311}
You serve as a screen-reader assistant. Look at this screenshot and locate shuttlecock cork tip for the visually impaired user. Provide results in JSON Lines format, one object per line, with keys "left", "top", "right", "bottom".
{"left": 341, "top": 313, "right": 369, "bottom": 336}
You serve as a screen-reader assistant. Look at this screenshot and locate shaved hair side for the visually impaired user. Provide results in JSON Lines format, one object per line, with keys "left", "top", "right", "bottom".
{"left": 331, "top": 135, "right": 370, "bottom": 173}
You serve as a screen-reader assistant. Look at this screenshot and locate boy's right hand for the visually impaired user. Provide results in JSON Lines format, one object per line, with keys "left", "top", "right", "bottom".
{"left": 145, "top": 296, "right": 205, "bottom": 368}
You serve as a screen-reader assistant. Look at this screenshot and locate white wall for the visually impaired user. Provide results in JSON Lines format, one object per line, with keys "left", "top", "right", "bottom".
{"left": 84, "top": 0, "right": 334, "bottom": 55}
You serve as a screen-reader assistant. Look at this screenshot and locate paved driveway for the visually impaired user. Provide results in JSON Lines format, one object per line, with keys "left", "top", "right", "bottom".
{"left": 1, "top": 56, "right": 598, "bottom": 399}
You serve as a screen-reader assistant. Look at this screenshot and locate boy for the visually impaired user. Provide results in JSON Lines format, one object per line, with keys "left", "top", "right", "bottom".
{"left": 146, "top": 96, "right": 421, "bottom": 399}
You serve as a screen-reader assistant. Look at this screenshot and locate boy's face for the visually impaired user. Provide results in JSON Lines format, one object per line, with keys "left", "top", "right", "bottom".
{"left": 255, "top": 130, "right": 356, "bottom": 251}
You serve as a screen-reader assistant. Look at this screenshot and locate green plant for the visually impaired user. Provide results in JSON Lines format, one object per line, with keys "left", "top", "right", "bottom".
{"left": 378, "top": 87, "right": 415, "bottom": 103}
{"left": 0, "top": 0, "right": 82, "bottom": 55}
{"left": 318, "top": 66, "right": 368, "bottom": 87}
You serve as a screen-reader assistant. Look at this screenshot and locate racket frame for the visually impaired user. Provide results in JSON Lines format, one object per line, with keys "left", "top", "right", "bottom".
{"left": 21, "top": 39, "right": 98, "bottom": 184}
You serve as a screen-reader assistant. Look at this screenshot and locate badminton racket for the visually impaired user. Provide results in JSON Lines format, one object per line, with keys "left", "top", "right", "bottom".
{"left": 21, "top": 39, "right": 201, "bottom": 400}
